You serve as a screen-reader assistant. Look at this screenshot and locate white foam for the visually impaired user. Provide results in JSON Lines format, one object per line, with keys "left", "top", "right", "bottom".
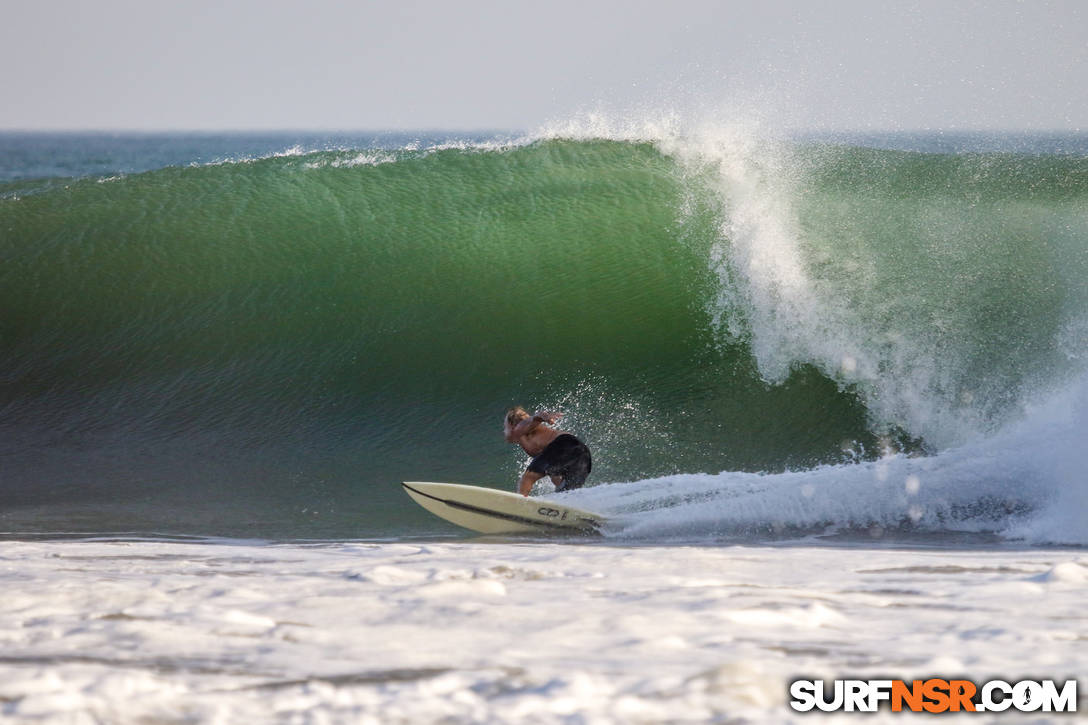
{"left": 1029, "top": 561, "right": 1088, "bottom": 585}
{"left": 0, "top": 539, "right": 1081, "bottom": 722}
{"left": 594, "top": 364, "right": 1082, "bottom": 546}
{"left": 302, "top": 151, "right": 399, "bottom": 169}
{"left": 559, "top": 372, "right": 1088, "bottom": 546}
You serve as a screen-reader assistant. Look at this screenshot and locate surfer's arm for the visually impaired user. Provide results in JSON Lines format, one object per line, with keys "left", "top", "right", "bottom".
{"left": 505, "top": 411, "right": 561, "bottom": 441}
{"left": 518, "top": 470, "right": 544, "bottom": 496}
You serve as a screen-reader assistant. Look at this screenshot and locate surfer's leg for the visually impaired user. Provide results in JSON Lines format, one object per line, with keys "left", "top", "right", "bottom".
{"left": 517, "top": 470, "right": 544, "bottom": 496}
{"left": 554, "top": 442, "right": 592, "bottom": 492}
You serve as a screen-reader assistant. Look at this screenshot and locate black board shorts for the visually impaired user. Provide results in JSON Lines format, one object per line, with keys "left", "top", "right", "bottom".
{"left": 527, "top": 434, "right": 592, "bottom": 491}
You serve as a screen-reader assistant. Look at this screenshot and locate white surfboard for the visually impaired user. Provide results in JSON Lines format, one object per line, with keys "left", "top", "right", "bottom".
{"left": 402, "top": 481, "right": 604, "bottom": 535}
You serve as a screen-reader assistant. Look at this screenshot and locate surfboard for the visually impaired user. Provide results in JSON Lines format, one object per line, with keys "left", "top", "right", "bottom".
{"left": 402, "top": 481, "right": 604, "bottom": 535}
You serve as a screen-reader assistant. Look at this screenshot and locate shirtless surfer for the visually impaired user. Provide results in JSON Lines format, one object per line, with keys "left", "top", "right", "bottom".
{"left": 504, "top": 407, "right": 593, "bottom": 496}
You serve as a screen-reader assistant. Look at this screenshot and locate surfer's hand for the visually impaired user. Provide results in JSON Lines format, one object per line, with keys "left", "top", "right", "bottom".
{"left": 537, "top": 411, "right": 562, "bottom": 424}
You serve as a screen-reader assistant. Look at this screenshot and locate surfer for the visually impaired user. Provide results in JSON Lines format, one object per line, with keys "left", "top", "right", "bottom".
{"left": 504, "top": 407, "right": 592, "bottom": 496}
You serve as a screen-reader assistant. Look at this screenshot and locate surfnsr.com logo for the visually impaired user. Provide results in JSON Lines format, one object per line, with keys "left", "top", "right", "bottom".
{"left": 789, "top": 679, "right": 1079, "bottom": 713}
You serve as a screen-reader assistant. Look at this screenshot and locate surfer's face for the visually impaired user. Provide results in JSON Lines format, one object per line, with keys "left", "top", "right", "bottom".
{"left": 504, "top": 407, "right": 529, "bottom": 434}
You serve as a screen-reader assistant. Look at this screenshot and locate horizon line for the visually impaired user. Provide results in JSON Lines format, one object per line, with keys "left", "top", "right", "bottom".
{"left": 0, "top": 126, "right": 1085, "bottom": 136}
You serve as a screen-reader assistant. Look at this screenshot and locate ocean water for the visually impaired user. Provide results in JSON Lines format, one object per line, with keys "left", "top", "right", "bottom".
{"left": 1, "top": 126, "right": 1086, "bottom": 722}
{"left": 1, "top": 127, "right": 1086, "bottom": 544}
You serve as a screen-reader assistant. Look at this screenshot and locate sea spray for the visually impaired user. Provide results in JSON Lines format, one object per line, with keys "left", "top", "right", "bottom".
{"left": 539, "top": 115, "right": 1088, "bottom": 449}
{"left": 567, "top": 368, "right": 1088, "bottom": 544}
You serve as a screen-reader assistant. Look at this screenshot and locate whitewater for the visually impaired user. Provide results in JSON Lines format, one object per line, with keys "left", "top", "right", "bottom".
{"left": 1, "top": 120, "right": 1086, "bottom": 721}
{"left": 2, "top": 539, "right": 1084, "bottom": 723}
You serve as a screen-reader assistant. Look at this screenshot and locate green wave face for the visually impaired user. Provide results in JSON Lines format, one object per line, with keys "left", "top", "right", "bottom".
{"left": 1, "top": 137, "right": 1086, "bottom": 537}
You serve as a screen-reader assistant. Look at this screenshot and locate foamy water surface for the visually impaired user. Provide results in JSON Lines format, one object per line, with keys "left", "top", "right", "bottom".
{"left": 1, "top": 539, "right": 1084, "bottom": 723}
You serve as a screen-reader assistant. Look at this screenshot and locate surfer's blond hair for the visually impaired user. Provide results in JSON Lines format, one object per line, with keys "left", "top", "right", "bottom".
{"left": 505, "top": 406, "right": 528, "bottom": 426}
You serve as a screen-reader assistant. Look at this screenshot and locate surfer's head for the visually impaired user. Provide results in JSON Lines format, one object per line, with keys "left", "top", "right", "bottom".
{"left": 503, "top": 406, "right": 530, "bottom": 442}
{"left": 505, "top": 406, "right": 529, "bottom": 428}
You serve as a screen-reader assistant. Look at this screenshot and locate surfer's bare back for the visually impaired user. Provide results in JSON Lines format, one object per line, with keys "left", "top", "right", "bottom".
{"left": 504, "top": 406, "right": 592, "bottom": 496}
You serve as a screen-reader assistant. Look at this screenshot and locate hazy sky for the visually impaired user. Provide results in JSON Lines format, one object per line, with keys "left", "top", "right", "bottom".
{"left": 2, "top": 0, "right": 1085, "bottom": 131}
